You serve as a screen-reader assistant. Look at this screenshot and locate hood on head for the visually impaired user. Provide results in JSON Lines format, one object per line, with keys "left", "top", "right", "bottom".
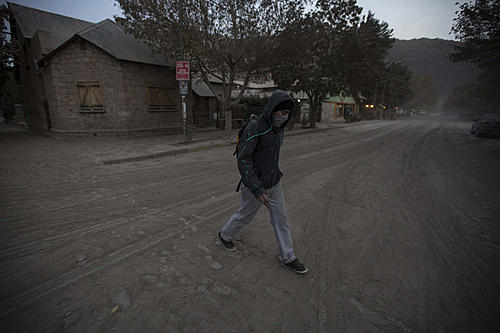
{"left": 261, "top": 89, "right": 295, "bottom": 128}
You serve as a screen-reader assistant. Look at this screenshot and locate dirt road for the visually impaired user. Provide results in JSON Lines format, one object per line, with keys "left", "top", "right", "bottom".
{"left": 1, "top": 117, "right": 499, "bottom": 332}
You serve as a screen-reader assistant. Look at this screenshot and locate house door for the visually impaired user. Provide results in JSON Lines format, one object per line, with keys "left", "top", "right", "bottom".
{"left": 194, "top": 98, "right": 211, "bottom": 127}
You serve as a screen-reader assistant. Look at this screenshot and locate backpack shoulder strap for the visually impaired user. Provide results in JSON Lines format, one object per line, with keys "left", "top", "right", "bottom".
{"left": 236, "top": 178, "right": 242, "bottom": 192}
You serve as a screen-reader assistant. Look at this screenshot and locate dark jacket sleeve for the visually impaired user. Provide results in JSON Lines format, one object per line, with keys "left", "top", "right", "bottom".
{"left": 237, "top": 121, "right": 265, "bottom": 198}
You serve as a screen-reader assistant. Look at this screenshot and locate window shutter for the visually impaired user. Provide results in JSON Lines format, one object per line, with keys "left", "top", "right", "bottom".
{"left": 77, "top": 82, "right": 104, "bottom": 111}
{"left": 147, "top": 84, "right": 176, "bottom": 112}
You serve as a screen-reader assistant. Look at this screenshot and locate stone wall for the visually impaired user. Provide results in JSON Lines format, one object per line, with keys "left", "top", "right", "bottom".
{"left": 17, "top": 29, "right": 51, "bottom": 131}
{"left": 43, "top": 36, "right": 184, "bottom": 134}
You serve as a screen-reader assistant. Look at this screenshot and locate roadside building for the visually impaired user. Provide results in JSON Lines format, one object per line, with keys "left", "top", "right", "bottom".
{"left": 192, "top": 79, "right": 220, "bottom": 128}
{"left": 8, "top": 2, "right": 187, "bottom": 135}
{"left": 322, "top": 95, "right": 359, "bottom": 122}
{"left": 231, "top": 80, "right": 277, "bottom": 99}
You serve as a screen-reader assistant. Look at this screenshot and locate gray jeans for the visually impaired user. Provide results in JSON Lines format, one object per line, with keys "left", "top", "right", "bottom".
{"left": 220, "top": 181, "right": 296, "bottom": 264}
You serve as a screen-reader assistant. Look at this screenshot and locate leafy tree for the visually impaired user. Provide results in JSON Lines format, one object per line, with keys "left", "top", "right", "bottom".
{"left": 0, "top": 6, "right": 16, "bottom": 68}
{"left": 272, "top": 14, "right": 329, "bottom": 128}
{"left": 272, "top": 2, "right": 399, "bottom": 127}
{"left": 116, "top": 0, "right": 303, "bottom": 135}
{"left": 451, "top": 0, "right": 500, "bottom": 89}
{"left": 342, "top": 11, "right": 394, "bottom": 106}
{"left": 451, "top": 0, "right": 500, "bottom": 73}
{"left": 379, "top": 61, "right": 412, "bottom": 108}
{"left": 0, "top": 5, "right": 21, "bottom": 119}
{"left": 272, "top": 0, "right": 362, "bottom": 128}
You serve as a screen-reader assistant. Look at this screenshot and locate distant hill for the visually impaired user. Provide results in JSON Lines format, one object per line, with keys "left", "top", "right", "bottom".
{"left": 387, "top": 38, "right": 480, "bottom": 101}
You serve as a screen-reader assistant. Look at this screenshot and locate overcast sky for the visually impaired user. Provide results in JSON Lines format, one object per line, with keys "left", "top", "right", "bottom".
{"left": 2, "top": 0, "right": 464, "bottom": 40}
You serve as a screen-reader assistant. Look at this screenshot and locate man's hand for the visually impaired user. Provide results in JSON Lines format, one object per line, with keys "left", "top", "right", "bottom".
{"left": 257, "top": 193, "right": 269, "bottom": 204}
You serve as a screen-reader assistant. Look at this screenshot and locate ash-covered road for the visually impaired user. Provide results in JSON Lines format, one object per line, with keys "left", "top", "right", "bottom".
{"left": 1, "top": 117, "right": 499, "bottom": 332}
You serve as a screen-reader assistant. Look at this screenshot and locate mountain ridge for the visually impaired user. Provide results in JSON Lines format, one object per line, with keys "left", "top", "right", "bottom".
{"left": 387, "top": 38, "right": 480, "bottom": 100}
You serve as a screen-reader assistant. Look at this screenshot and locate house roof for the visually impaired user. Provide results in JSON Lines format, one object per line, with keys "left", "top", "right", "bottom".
{"left": 192, "top": 79, "right": 216, "bottom": 97}
{"left": 8, "top": 2, "right": 94, "bottom": 48}
{"left": 246, "top": 81, "right": 277, "bottom": 89}
{"left": 8, "top": 2, "right": 172, "bottom": 68}
{"left": 76, "top": 19, "right": 172, "bottom": 67}
{"left": 324, "top": 96, "right": 357, "bottom": 104}
{"left": 205, "top": 74, "right": 277, "bottom": 90}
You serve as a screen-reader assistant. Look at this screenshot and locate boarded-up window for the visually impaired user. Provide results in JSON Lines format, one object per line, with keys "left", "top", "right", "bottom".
{"left": 147, "top": 84, "right": 176, "bottom": 112}
{"left": 77, "top": 81, "right": 104, "bottom": 111}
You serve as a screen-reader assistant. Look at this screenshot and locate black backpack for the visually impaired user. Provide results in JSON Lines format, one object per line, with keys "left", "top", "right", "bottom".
{"left": 233, "top": 121, "right": 250, "bottom": 156}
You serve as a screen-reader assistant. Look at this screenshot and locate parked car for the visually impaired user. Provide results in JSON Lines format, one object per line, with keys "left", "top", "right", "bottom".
{"left": 470, "top": 114, "right": 500, "bottom": 137}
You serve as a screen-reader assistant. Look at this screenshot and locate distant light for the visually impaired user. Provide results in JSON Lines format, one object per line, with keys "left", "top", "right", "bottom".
{"left": 365, "top": 104, "right": 369, "bottom": 108}
{"left": 370, "top": 105, "right": 374, "bottom": 108}
{"left": 297, "top": 99, "right": 301, "bottom": 103}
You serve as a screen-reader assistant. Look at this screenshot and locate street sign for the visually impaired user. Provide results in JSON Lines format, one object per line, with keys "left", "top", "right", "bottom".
{"left": 176, "top": 61, "right": 189, "bottom": 81}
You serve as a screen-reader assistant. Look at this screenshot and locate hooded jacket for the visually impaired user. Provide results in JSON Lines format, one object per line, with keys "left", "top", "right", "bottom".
{"left": 237, "top": 90, "right": 295, "bottom": 198}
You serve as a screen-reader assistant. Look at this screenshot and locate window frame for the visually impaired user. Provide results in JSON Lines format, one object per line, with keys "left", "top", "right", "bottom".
{"left": 146, "top": 83, "right": 177, "bottom": 112}
{"left": 77, "top": 81, "right": 104, "bottom": 113}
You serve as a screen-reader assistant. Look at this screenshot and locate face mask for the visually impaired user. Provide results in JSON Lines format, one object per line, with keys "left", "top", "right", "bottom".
{"left": 272, "top": 114, "right": 288, "bottom": 127}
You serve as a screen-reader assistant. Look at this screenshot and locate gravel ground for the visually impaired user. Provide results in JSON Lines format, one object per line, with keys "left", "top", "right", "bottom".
{"left": 0, "top": 117, "right": 499, "bottom": 332}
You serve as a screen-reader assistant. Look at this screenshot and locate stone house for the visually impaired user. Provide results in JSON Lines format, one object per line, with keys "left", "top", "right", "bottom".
{"left": 8, "top": 2, "right": 189, "bottom": 135}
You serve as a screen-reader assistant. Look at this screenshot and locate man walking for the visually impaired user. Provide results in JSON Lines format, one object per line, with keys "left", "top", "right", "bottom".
{"left": 218, "top": 90, "right": 308, "bottom": 274}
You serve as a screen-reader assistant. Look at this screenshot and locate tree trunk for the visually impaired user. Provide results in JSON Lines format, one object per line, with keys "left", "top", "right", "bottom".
{"left": 309, "top": 99, "right": 318, "bottom": 129}
{"left": 223, "top": 103, "right": 232, "bottom": 137}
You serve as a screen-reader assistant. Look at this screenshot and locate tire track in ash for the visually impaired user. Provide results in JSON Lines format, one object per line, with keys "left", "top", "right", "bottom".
{"left": 0, "top": 164, "right": 232, "bottom": 223}
{"left": 0, "top": 173, "right": 241, "bottom": 301}
{"left": 401, "top": 120, "right": 500, "bottom": 331}
{"left": 0, "top": 179, "right": 233, "bottom": 252}
{"left": 318, "top": 160, "right": 363, "bottom": 333}
{"left": 0, "top": 194, "right": 242, "bottom": 307}
{"left": 282, "top": 120, "right": 421, "bottom": 332}
{"left": 1, "top": 122, "right": 395, "bottom": 222}
{"left": 278, "top": 122, "right": 412, "bottom": 332}
{"left": 438, "top": 120, "right": 500, "bottom": 233}
{"left": 0, "top": 180, "right": 238, "bottom": 261}
{"left": 2, "top": 120, "right": 402, "bottom": 313}
{"left": 323, "top": 119, "right": 428, "bottom": 332}
{"left": 1, "top": 169, "right": 232, "bottom": 235}
{"left": 0, "top": 188, "right": 242, "bottom": 317}
{"left": 2, "top": 123, "right": 389, "bottom": 205}
{"left": 0, "top": 157, "right": 238, "bottom": 231}
{"left": 0, "top": 124, "right": 400, "bottom": 269}
{"left": 200, "top": 125, "right": 403, "bottom": 331}
{"left": 1, "top": 122, "right": 401, "bottom": 251}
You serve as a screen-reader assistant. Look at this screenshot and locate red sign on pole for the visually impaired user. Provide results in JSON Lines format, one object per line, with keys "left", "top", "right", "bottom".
{"left": 176, "top": 61, "right": 190, "bottom": 81}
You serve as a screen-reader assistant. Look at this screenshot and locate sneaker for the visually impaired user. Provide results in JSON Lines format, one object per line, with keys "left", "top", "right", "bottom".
{"left": 218, "top": 232, "right": 236, "bottom": 251}
{"left": 281, "top": 258, "right": 308, "bottom": 274}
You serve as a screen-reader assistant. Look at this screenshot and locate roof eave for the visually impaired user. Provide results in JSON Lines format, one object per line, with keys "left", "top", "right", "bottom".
{"left": 39, "top": 34, "right": 173, "bottom": 69}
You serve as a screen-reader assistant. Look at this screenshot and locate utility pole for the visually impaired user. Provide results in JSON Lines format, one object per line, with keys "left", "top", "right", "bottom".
{"left": 179, "top": 0, "right": 184, "bottom": 61}
{"left": 179, "top": 0, "right": 187, "bottom": 139}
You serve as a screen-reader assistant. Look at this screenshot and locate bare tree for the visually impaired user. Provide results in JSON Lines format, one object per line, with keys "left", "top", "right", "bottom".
{"left": 116, "top": 0, "right": 303, "bottom": 135}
